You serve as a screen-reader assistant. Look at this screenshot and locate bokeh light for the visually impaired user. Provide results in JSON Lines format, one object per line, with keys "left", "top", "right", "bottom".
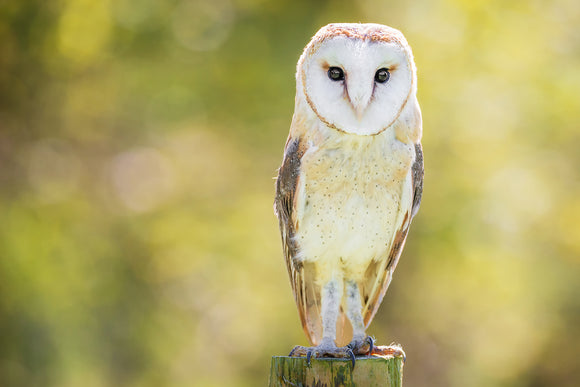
{"left": 0, "top": 0, "right": 579, "bottom": 386}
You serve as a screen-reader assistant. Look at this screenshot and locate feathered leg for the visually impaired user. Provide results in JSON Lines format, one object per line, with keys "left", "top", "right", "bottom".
{"left": 343, "top": 280, "right": 405, "bottom": 360}
{"left": 289, "top": 278, "right": 356, "bottom": 366}
{"left": 344, "top": 280, "right": 374, "bottom": 355}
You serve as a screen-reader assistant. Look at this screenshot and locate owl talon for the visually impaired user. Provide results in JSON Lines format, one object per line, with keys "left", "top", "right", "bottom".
{"left": 347, "top": 348, "right": 356, "bottom": 369}
{"left": 366, "top": 336, "right": 375, "bottom": 356}
{"left": 347, "top": 335, "right": 374, "bottom": 355}
{"left": 288, "top": 343, "right": 361, "bottom": 367}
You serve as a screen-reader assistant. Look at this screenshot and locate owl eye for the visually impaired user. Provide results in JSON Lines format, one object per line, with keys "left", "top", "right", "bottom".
{"left": 327, "top": 67, "right": 345, "bottom": 81}
{"left": 374, "top": 68, "right": 390, "bottom": 83}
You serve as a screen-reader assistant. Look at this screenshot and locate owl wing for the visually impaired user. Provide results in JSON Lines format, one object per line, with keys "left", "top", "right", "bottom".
{"left": 359, "top": 143, "right": 424, "bottom": 329}
{"left": 274, "top": 135, "right": 324, "bottom": 345}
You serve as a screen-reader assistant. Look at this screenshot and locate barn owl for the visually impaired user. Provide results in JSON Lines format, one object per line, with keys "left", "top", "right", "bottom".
{"left": 274, "top": 23, "right": 423, "bottom": 364}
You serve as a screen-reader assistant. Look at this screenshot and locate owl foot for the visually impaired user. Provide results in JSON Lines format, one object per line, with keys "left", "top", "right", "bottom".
{"left": 289, "top": 342, "right": 356, "bottom": 368}
{"left": 370, "top": 344, "right": 406, "bottom": 363}
{"left": 348, "top": 335, "right": 374, "bottom": 356}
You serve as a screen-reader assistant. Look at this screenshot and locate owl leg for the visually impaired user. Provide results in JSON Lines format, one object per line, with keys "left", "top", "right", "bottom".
{"left": 343, "top": 282, "right": 405, "bottom": 361}
{"left": 319, "top": 277, "right": 342, "bottom": 346}
{"left": 344, "top": 280, "right": 373, "bottom": 355}
{"left": 289, "top": 278, "right": 356, "bottom": 366}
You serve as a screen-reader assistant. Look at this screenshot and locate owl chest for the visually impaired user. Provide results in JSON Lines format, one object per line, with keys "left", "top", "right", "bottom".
{"left": 293, "top": 138, "right": 413, "bottom": 265}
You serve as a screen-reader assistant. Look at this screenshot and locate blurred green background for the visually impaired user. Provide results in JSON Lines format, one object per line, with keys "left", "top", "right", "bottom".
{"left": 1, "top": 0, "right": 579, "bottom": 386}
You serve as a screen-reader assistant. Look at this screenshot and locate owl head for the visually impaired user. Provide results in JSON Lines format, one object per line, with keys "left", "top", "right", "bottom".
{"left": 297, "top": 23, "right": 417, "bottom": 136}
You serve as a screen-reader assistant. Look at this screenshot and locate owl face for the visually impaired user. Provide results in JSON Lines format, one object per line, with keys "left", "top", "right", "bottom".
{"left": 298, "top": 24, "right": 416, "bottom": 136}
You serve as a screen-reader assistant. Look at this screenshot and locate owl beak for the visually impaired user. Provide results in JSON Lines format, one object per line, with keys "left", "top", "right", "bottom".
{"left": 348, "top": 84, "right": 373, "bottom": 121}
{"left": 353, "top": 104, "right": 368, "bottom": 121}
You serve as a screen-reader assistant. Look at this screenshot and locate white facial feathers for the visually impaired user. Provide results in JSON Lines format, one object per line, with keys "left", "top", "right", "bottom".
{"left": 297, "top": 24, "right": 417, "bottom": 136}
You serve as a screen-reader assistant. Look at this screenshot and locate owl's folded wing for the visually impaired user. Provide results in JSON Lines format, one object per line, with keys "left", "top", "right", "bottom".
{"left": 274, "top": 136, "right": 324, "bottom": 345}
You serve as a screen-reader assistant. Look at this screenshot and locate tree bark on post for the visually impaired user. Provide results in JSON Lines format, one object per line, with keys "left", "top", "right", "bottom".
{"left": 269, "top": 355, "right": 404, "bottom": 387}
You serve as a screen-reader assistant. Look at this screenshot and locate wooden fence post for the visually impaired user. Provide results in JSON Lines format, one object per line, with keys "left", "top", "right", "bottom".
{"left": 269, "top": 354, "right": 404, "bottom": 386}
